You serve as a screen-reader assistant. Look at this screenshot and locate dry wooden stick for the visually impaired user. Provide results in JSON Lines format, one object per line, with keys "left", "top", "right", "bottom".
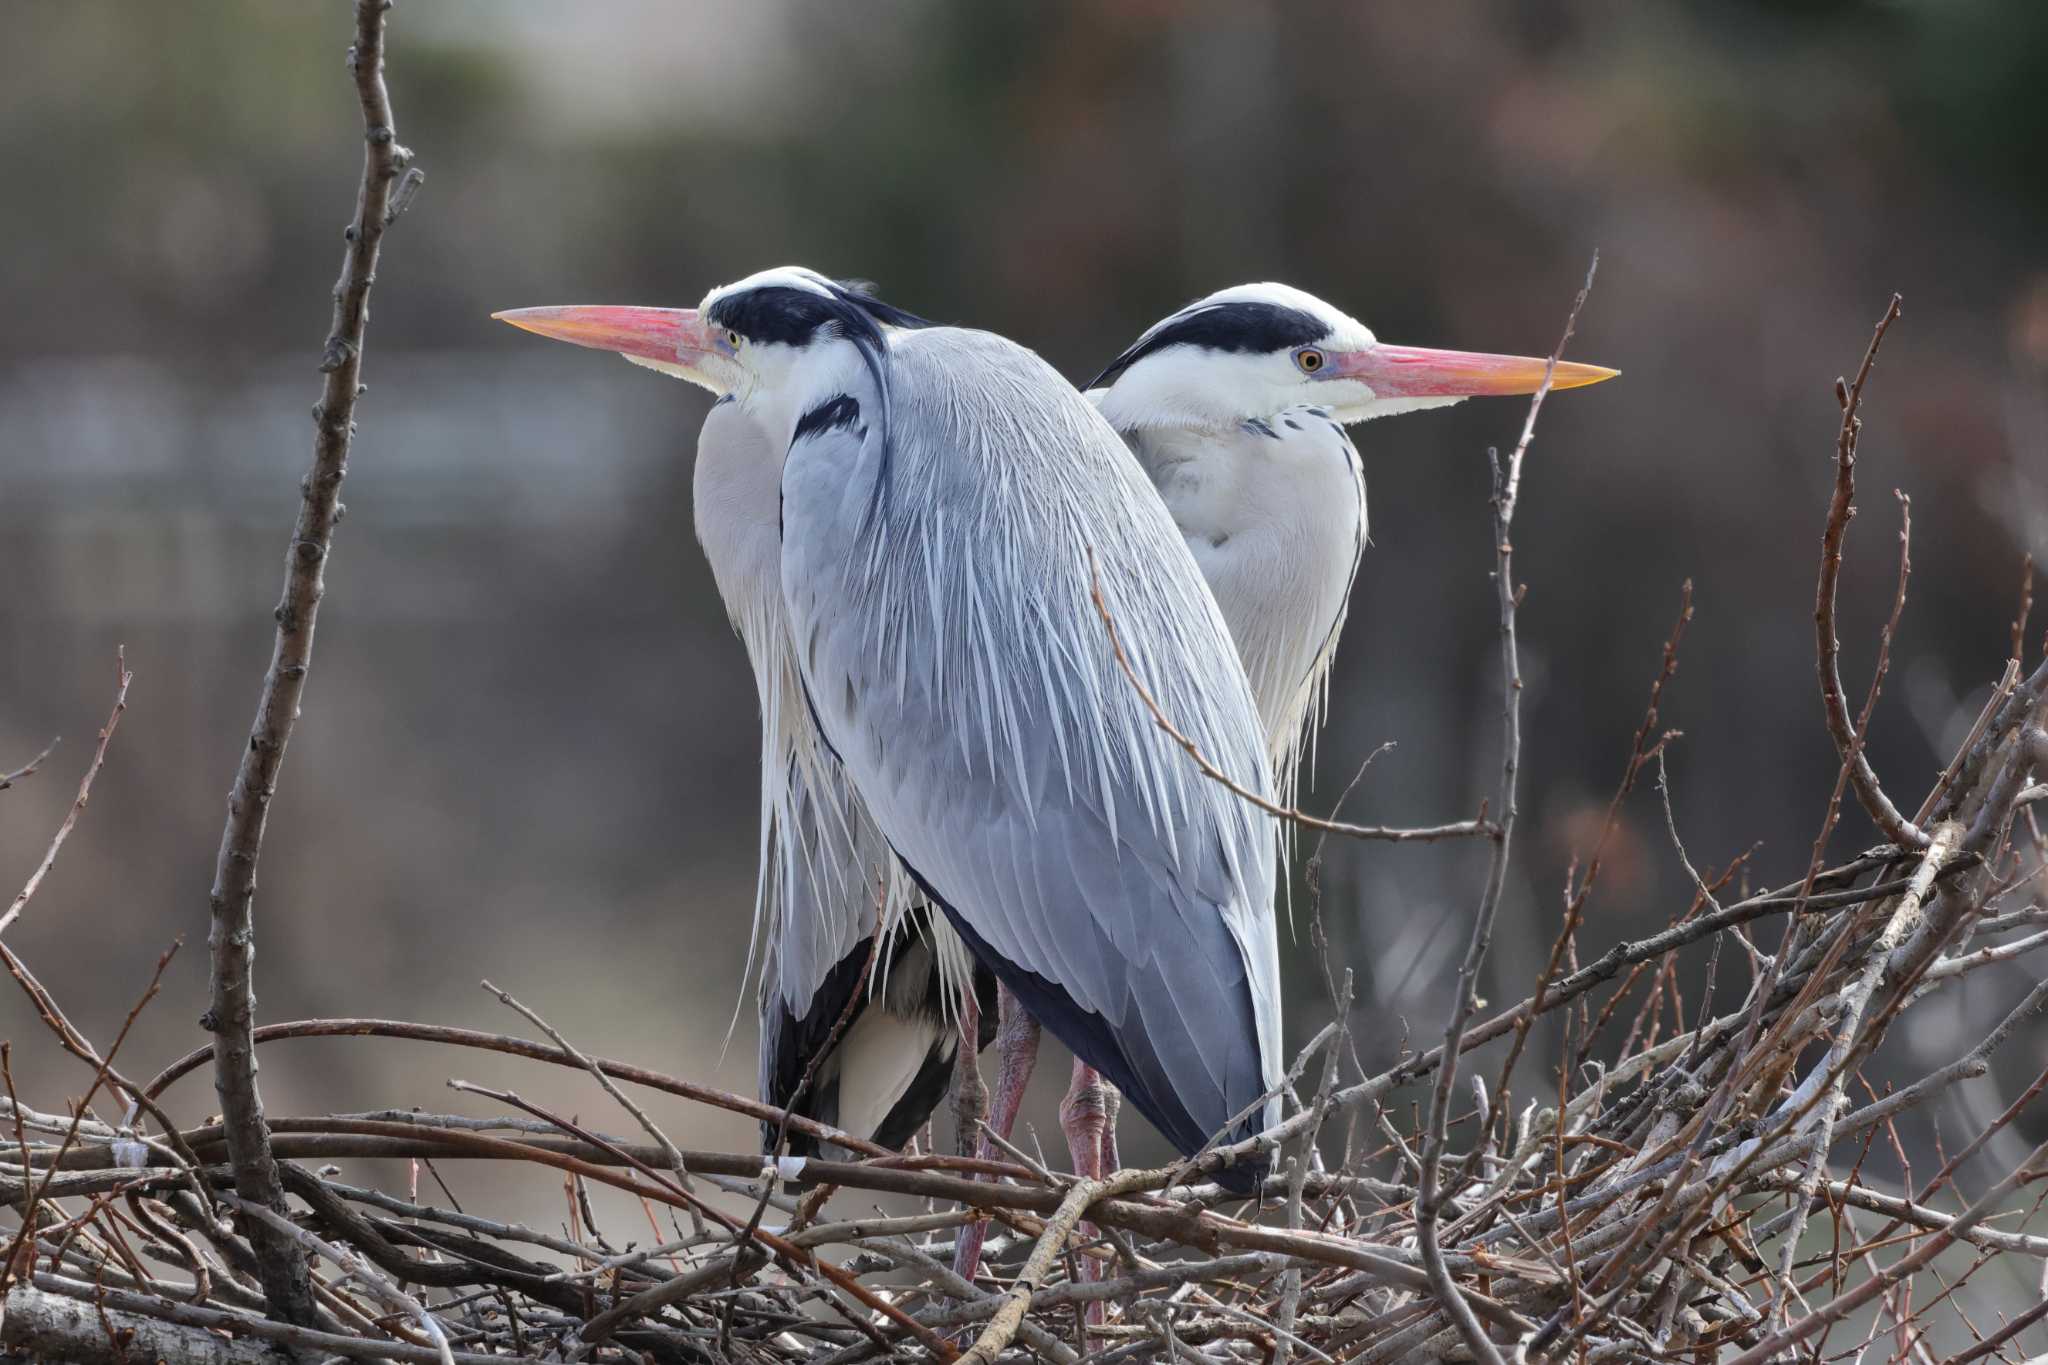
{"left": 959, "top": 1167, "right": 1159, "bottom": 1364}
{"left": 1088, "top": 549, "right": 1496, "bottom": 845}
{"left": 1814, "top": 294, "right": 1924, "bottom": 850}
{"left": 201, "top": 0, "right": 420, "bottom": 1328}
{"left": 0, "top": 740, "right": 58, "bottom": 795}
{"left": 1417, "top": 250, "right": 1598, "bottom": 1365}
{"left": 0, "top": 651, "right": 130, "bottom": 938}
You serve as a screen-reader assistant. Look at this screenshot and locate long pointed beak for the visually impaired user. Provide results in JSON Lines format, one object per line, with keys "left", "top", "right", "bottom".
{"left": 492, "top": 305, "right": 715, "bottom": 366}
{"left": 1332, "top": 343, "right": 1618, "bottom": 398}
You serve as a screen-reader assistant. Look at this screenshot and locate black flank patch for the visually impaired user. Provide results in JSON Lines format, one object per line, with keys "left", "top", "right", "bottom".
{"left": 794, "top": 394, "right": 861, "bottom": 443}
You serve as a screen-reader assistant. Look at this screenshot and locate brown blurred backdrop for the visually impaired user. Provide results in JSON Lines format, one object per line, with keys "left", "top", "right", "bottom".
{"left": 2, "top": 0, "right": 2043, "bottom": 1304}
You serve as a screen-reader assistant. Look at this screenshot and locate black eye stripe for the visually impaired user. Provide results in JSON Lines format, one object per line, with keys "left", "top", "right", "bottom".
{"left": 1087, "top": 301, "right": 1332, "bottom": 390}
{"left": 706, "top": 280, "right": 928, "bottom": 348}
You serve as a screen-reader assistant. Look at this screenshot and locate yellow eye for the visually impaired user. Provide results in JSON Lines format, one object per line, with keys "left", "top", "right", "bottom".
{"left": 1295, "top": 347, "right": 1326, "bottom": 374}
{"left": 726, "top": 330, "right": 743, "bottom": 349}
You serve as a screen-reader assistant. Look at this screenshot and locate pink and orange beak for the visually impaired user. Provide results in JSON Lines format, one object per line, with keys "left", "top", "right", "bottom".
{"left": 1328, "top": 343, "right": 1617, "bottom": 399}
{"left": 492, "top": 304, "right": 719, "bottom": 367}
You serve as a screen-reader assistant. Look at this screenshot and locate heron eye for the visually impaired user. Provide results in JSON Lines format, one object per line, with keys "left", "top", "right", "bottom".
{"left": 1295, "top": 347, "right": 1327, "bottom": 374}
{"left": 726, "top": 330, "right": 743, "bottom": 349}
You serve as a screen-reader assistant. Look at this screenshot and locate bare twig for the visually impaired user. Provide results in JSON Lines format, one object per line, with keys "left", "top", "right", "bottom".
{"left": 0, "top": 945, "right": 176, "bottom": 1287}
{"left": 1815, "top": 294, "right": 1925, "bottom": 850}
{"left": 0, "top": 653, "right": 130, "bottom": 938}
{"left": 146, "top": 1014, "right": 903, "bottom": 1160}
{"left": 1088, "top": 550, "right": 1496, "bottom": 845}
{"left": 1768, "top": 819, "right": 1962, "bottom": 1319}
{"left": 224, "top": 1195, "right": 456, "bottom": 1365}
{"left": 959, "top": 1168, "right": 1157, "bottom": 1365}
{"left": 201, "top": 0, "right": 419, "bottom": 1328}
{"left": 479, "top": 979, "right": 707, "bottom": 1238}
{"left": 2013, "top": 552, "right": 2034, "bottom": 665}
{"left": 0, "top": 739, "right": 58, "bottom": 794}
{"left": 1416, "top": 251, "right": 1597, "bottom": 1365}
{"left": 1727, "top": 1138, "right": 2048, "bottom": 1365}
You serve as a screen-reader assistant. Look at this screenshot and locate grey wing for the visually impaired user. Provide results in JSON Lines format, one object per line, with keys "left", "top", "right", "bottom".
{"left": 779, "top": 330, "right": 1282, "bottom": 1178}
{"left": 693, "top": 399, "right": 967, "bottom": 1154}
{"left": 754, "top": 634, "right": 991, "bottom": 1157}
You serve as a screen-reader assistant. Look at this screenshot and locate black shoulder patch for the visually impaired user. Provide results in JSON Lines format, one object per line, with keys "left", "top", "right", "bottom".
{"left": 793, "top": 394, "right": 861, "bottom": 443}
{"left": 1087, "top": 300, "right": 1331, "bottom": 390}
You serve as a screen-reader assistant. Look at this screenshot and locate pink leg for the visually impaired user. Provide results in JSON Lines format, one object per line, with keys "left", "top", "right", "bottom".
{"left": 951, "top": 984, "right": 1039, "bottom": 1286}
{"left": 1060, "top": 1060, "right": 1114, "bottom": 1181}
{"left": 950, "top": 986, "right": 986, "bottom": 1160}
{"left": 1060, "top": 1060, "right": 1122, "bottom": 1324}
{"left": 1098, "top": 1083, "right": 1122, "bottom": 1176}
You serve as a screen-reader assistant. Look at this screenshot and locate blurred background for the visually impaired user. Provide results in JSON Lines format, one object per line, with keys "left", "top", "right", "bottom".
{"left": 2, "top": 0, "right": 2044, "bottom": 1327}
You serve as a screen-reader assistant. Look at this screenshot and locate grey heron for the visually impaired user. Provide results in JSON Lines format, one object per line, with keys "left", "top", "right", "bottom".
{"left": 496, "top": 269, "right": 1286, "bottom": 1193}
{"left": 1093, "top": 281, "right": 1618, "bottom": 795}
{"left": 497, "top": 277, "right": 995, "bottom": 1166}
{"left": 953, "top": 282, "right": 1619, "bottom": 1274}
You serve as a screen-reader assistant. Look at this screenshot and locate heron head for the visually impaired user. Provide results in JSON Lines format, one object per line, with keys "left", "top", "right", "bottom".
{"left": 1086, "top": 282, "right": 1616, "bottom": 430}
{"left": 493, "top": 266, "right": 923, "bottom": 411}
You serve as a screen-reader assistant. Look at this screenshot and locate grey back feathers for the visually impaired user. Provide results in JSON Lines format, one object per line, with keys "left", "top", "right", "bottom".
{"left": 779, "top": 326, "right": 1283, "bottom": 1173}
{"left": 694, "top": 397, "right": 978, "bottom": 1154}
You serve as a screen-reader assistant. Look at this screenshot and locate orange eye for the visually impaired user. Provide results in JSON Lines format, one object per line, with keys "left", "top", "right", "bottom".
{"left": 1295, "top": 347, "right": 1326, "bottom": 374}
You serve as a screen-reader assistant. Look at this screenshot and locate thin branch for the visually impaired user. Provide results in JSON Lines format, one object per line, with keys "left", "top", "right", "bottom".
{"left": 1768, "top": 819, "right": 1962, "bottom": 1319}
{"left": 145, "top": 1015, "right": 905, "bottom": 1162}
{"left": 2013, "top": 551, "right": 2034, "bottom": 666}
{"left": 1087, "top": 549, "right": 1497, "bottom": 844}
{"left": 201, "top": 3, "right": 416, "bottom": 1323}
{"left": 958, "top": 1168, "right": 1157, "bottom": 1365}
{"left": 0, "top": 944, "right": 175, "bottom": 1283}
{"left": 1815, "top": 294, "right": 1925, "bottom": 849}
{"left": 1415, "top": 250, "right": 1597, "bottom": 1365}
{"left": 1726, "top": 1137, "right": 2048, "bottom": 1365}
{"left": 223, "top": 1195, "right": 456, "bottom": 1365}
{"left": 0, "top": 653, "right": 130, "bottom": 939}
{"left": 478, "top": 979, "right": 707, "bottom": 1238}
{"left": 0, "top": 739, "right": 58, "bottom": 794}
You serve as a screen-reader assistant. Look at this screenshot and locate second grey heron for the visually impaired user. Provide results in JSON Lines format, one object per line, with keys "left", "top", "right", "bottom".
{"left": 953, "top": 281, "right": 1619, "bottom": 1279}
{"left": 498, "top": 269, "right": 1286, "bottom": 1193}
{"left": 498, "top": 278, "right": 995, "bottom": 1165}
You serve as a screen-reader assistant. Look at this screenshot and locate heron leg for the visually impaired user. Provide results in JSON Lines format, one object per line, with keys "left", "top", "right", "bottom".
{"left": 950, "top": 985, "right": 987, "bottom": 1160}
{"left": 1060, "top": 1060, "right": 1121, "bottom": 1321}
{"left": 950, "top": 984, "right": 1039, "bottom": 1287}
{"left": 1098, "top": 1082, "right": 1122, "bottom": 1175}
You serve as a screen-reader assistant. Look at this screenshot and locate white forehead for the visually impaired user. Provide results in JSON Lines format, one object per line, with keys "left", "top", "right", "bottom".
{"left": 1181, "top": 281, "right": 1377, "bottom": 349}
{"left": 698, "top": 264, "right": 835, "bottom": 311}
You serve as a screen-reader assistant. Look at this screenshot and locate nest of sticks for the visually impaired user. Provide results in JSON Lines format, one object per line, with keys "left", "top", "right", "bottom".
{"left": 3, "top": 5, "right": 2046, "bottom": 1362}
